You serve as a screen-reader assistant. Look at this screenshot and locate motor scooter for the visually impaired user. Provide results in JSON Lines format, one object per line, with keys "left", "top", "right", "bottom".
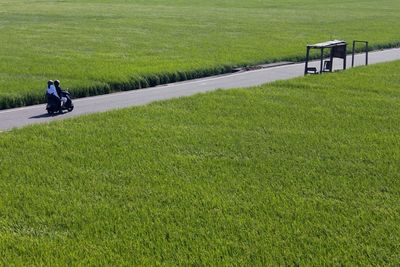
{"left": 46, "top": 91, "right": 74, "bottom": 114}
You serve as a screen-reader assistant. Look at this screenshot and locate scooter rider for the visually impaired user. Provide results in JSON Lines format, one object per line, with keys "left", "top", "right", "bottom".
{"left": 54, "top": 80, "right": 67, "bottom": 105}
{"left": 46, "top": 80, "right": 59, "bottom": 98}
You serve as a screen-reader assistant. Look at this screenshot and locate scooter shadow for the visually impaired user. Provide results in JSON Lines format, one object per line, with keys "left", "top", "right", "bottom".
{"left": 29, "top": 112, "right": 64, "bottom": 119}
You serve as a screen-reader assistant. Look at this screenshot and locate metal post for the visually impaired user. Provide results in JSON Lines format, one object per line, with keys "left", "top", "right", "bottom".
{"left": 320, "top": 48, "right": 324, "bottom": 74}
{"left": 304, "top": 46, "right": 310, "bottom": 75}
{"left": 352, "top": 41, "right": 369, "bottom": 67}
{"left": 343, "top": 44, "right": 347, "bottom": 70}
{"left": 352, "top": 41, "right": 356, "bottom": 67}
{"left": 329, "top": 48, "right": 334, "bottom": 72}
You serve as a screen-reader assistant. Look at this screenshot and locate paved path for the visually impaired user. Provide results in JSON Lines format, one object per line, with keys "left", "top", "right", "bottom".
{"left": 0, "top": 48, "right": 399, "bottom": 131}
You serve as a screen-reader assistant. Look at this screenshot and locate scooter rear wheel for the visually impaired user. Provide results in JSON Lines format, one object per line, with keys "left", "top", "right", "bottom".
{"left": 68, "top": 106, "right": 74, "bottom": 112}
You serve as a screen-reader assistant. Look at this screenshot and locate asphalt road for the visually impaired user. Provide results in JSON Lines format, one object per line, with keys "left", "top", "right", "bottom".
{"left": 0, "top": 48, "right": 399, "bottom": 131}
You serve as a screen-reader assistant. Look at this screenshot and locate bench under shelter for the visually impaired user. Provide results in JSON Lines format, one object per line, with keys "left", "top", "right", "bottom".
{"left": 304, "top": 40, "right": 347, "bottom": 75}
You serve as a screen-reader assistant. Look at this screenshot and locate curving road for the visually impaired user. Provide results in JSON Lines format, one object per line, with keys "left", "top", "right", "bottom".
{"left": 0, "top": 48, "right": 399, "bottom": 131}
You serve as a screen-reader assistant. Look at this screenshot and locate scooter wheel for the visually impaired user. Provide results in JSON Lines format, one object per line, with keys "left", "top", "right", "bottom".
{"left": 68, "top": 106, "right": 74, "bottom": 112}
{"left": 47, "top": 110, "right": 53, "bottom": 115}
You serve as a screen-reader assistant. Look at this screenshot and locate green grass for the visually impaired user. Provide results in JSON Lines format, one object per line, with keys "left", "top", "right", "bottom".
{"left": 1, "top": 61, "right": 400, "bottom": 265}
{"left": 1, "top": 0, "right": 400, "bottom": 108}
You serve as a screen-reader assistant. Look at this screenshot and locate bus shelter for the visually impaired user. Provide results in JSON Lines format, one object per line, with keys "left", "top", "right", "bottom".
{"left": 304, "top": 40, "right": 347, "bottom": 75}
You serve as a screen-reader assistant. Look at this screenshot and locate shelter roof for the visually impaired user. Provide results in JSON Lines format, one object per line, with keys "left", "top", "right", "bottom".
{"left": 307, "top": 40, "right": 346, "bottom": 49}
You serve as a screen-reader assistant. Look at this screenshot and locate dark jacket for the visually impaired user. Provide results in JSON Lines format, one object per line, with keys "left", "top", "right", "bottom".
{"left": 55, "top": 85, "right": 63, "bottom": 98}
{"left": 47, "top": 93, "right": 61, "bottom": 106}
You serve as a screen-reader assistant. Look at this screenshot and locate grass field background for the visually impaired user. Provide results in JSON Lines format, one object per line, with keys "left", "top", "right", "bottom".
{"left": 1, "top": 0, "right": 400, "bottom": 108}
{"left": 0, "top": 61, "right": 399, "bottom": 265}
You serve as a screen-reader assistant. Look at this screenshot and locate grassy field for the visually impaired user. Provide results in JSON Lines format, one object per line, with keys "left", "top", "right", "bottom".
{"left": 1, "top": 0, "right": 400, "bottom": 108}
{"left": 0, "top": 61, "right": 399, "bottom": 265}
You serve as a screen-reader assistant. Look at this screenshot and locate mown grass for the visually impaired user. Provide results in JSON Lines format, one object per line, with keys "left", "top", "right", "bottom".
{"left": 1, "top": 61, "right": 400, "bottom": 265}
{"left": 1, "top": 0, "right": 400, "bottom": 109}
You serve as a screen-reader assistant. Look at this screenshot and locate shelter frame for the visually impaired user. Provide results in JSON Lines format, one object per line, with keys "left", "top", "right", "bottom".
{"left": 304, "top": 40, "right": 347, "bottom": 75}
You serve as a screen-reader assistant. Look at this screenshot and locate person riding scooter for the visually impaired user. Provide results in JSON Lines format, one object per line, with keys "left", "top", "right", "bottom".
{"left": 46, "top": 80, "right": 61, "bottom": 106}
{"left": 47, "top": 80, "right": 58, "bottom": 97}
{"left": 54, "top": 80, "right": 68, "bottom": 106}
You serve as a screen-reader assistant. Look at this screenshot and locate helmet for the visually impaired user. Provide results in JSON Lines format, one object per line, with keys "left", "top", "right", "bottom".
{"left": 47, "top": 80, "right": 54, "bottom": 87}
{"left": 54, "top": 80, "right": 60, "bottom": 86}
